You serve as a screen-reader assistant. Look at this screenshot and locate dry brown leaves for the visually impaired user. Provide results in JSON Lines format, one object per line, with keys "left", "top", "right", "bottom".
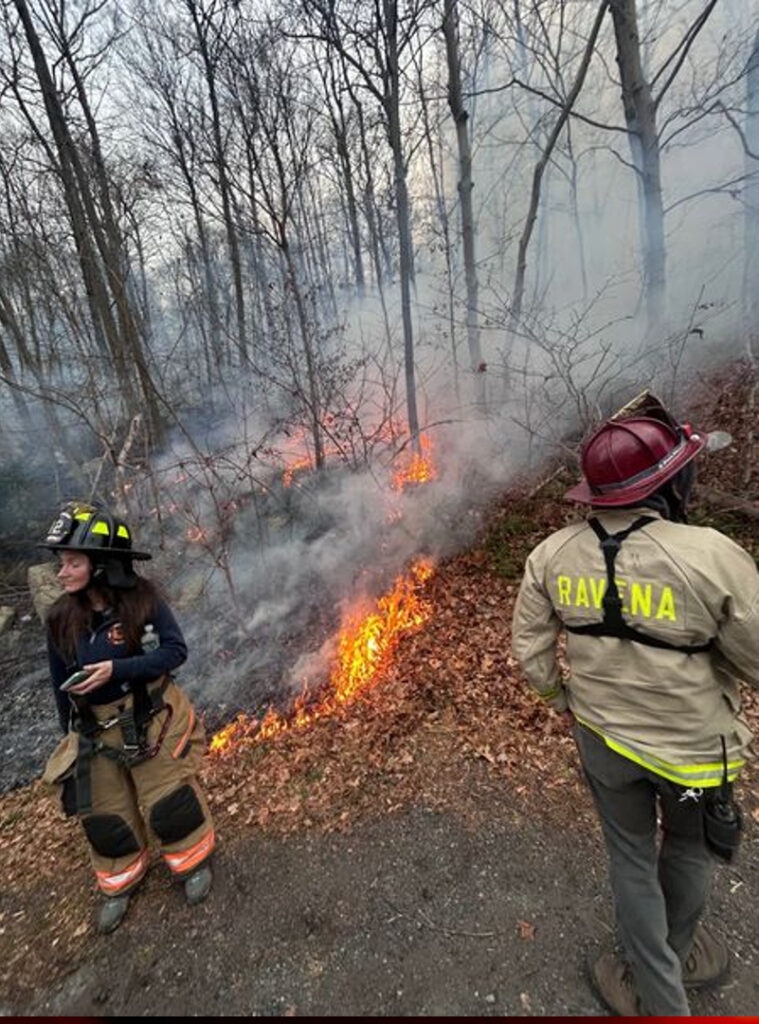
{"left": 3, "top": 357, "right": 759, "bottom": 1000}
{"left": 198, "top": 547, "right": 585, "bottom": 844}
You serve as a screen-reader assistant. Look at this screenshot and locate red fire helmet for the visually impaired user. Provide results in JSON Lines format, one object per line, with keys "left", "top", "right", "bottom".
{"left": 565, "top": 416, "right": 707, "bottom": 507}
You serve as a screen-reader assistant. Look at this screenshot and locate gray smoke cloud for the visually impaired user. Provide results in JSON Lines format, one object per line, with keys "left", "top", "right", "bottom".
{"left": 152, "top": 393, "right": 533, "bottom": 724}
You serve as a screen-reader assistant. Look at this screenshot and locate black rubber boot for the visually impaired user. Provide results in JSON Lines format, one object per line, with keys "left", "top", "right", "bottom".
{"left": 183, "top": 863, "right": 213, "bottom": 906}
{"left": 96, "top": 893, "right": 130, "bottom": 935}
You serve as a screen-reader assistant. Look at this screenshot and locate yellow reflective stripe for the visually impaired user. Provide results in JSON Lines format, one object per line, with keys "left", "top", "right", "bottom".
{"left": 116, "top": 525, "right": 130, "bottom": 539}
{"left": 91, "top": 521, "right": 109, "bottom": 535}
{"left": 537, "top": 684, "right": 562, "bottom": 701}
{"left": 575, "top": 717, "right": 744, "bottom": 788}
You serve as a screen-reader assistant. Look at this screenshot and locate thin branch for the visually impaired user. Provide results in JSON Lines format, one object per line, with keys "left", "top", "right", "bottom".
{"left": 664, "top": 174, "right": 751, "bottom": 216}
{"left": 652, "top": 0, "right": 720, "bottom": 110}
{"left": 467, "top": 78, "right": 629, "bottom": 137}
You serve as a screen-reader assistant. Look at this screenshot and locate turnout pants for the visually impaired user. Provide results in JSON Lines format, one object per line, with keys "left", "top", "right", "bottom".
{"left": 575, "top": 723, "right": 714, "bottom": 1016}
{"left": 45, "top": 680, "right": 215, "bottom": 896}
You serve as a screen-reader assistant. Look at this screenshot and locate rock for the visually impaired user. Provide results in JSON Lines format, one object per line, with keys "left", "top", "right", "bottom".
{"left": 27, "top": 563, "right": 61, "bottom": 624}
{"left": 0, "top": 605, "right": 14, "bottom": 636}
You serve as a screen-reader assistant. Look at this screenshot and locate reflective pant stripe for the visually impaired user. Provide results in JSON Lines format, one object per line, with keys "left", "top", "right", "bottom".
{"left": 170, "top": 706, "right": 195, "bottom": 759}
{"left": 163, "top": 828, "right": 215, "bottom": 877}
{"left": 95, "top": 850, "right": 150, "bottom": 895}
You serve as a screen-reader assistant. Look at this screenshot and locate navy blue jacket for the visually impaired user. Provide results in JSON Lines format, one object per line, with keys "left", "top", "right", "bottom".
{"left": 47, "top": 598, "right": 188, "bottom": 733}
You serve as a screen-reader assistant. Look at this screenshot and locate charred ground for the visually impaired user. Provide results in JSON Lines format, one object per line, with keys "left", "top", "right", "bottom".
{"left": 1, "top": 360, "right": 759, "bottom": 1017}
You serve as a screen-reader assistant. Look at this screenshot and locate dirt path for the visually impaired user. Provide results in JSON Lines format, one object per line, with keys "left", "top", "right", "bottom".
{"left": 4, "top": 788, "right": 758, "bottom": 1018}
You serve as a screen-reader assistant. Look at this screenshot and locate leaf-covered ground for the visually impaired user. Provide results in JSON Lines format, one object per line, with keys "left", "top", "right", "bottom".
{"left": 2, "top": 358, "right": 759, "bottom": 1013}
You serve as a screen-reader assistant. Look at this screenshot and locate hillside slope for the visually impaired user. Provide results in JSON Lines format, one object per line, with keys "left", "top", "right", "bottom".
{"left": 2, "top": 360, "right": 759, "bottom": 1016}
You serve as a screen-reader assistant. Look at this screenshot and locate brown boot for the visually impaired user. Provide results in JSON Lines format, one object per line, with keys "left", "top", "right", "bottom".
{"left": 682, "top": 923, "right": 730, "bottom": 989}
{"left": 590, "top": 952, "right": 644, "bottom": 1016}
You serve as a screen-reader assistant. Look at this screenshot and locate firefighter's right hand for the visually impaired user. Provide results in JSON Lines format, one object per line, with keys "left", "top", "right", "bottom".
{"left": 66, "top": 660, "right": 114, "bottom": 695}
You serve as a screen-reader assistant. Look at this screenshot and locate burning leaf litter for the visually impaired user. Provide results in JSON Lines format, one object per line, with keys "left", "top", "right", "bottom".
{"left": 210, "top": 432, "right": 438, "bottom": 754}
{"left": 210, "top": 557, "right": 436, "bottom": 753}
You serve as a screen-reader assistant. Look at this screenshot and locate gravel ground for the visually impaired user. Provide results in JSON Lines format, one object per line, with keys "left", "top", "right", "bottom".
{"left": 4, "top": 802, "right": 759, "bottom": 1017}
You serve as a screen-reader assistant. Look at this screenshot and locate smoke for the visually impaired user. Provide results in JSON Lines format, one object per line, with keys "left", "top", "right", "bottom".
{"left": 6, "top": 0, "right": 758, "bottom": 735}
{"left": 138, "top": 368, "right": 536, "bottom": 725}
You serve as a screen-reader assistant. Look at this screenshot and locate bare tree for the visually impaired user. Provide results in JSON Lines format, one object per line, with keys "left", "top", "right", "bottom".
{"left": 609, "top": 0, "right": 721, "bottom": 331}
{"left": 443, "top": 0, "right": 486, "bottom": 408}
{"left": 511, "top": 2, "right": 608, "bottom": 331}
{"left": 8, "top": 0, "right": 163, "bottom": 439}
{"left": 296, "top": 0, "right": 436, "bottom": 444}
{"left": 125, "top": 11, "right": 226, "bottom": 374}
{"left": 316, "top": 53, "right": 367, "bottom": 296}
{"left": 223, "top": 22, "right": 330, "bottom": 468}
{"left": 745, "top": 24, "right": 759, "bottom": 351}
{"left": 609, "top": 0, "right": 666, "bottom": 328}
{"left": 180, "top": 0, "right": 249, "bottom": 363}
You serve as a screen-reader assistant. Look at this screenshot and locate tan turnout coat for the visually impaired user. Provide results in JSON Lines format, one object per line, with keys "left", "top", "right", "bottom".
{"left": 512, "top": 507, "right": 759, "bottom": 787}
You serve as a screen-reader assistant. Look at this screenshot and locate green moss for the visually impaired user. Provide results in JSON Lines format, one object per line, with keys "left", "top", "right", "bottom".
{"left": 484, "top": 512, "right": 535, "bottom": 580}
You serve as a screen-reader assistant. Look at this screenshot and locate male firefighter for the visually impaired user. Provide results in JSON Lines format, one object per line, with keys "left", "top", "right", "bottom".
{"left": 511, "top": 394, "right": 759, "bottom": 1016}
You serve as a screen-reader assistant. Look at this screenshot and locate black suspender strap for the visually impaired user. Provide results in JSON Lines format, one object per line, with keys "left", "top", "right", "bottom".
{"left": 69, "top": 679, "right": 172, "bottom": 815}
{"left": 566, "top": 516, "right": 713, "bottom": 654}
{"left": 588, "top": 515, "right": 654, "bottom": 631}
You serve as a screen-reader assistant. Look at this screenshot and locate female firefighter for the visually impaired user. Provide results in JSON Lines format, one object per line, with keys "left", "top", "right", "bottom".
{"left": 511, "top": 396, "right": 759, "bottom": 1016}
{"left": 40, "top": 501, "right": 215, "bottom": 934}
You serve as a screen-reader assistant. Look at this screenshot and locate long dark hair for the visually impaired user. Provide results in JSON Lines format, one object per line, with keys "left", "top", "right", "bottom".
{"left": 46, "top": 575, "right": 163, "bottom": 661}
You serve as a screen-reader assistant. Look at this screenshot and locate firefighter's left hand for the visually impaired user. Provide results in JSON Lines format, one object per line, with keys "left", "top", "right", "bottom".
{"left": 68, "top": 660, "right": 114, "bottom": 695}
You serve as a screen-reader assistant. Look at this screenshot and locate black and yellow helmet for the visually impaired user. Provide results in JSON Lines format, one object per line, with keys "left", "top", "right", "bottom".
{"left": 41, "top": 502, "right": 151, "bottom": 561}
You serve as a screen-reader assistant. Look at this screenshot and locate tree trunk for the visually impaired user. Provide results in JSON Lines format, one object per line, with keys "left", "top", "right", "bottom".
{"left": 0, "top": 295, "right": 35, "bottom": 428}
{"left": 325, "top": 58, "right": 366, "bottom": 296}
{"left": 11, "top": 0, "right": 138, "bottom": 410}
{"left": 744, "top": 26, "right": 759, "bottom": 349}
{"left": 282, "top": 238, "right": 325, "bottom": 470}
{"left": 609, "top": 0, "right": 665, "bottom": 331}
{"left": 417, "top": 55, "right": 460, "bottom": 404}
{"left": 56, "top": 23, "right": 162, "bottom": 441}
{"left": 443, "top": 0, "right": 484, "bottom": 410}
{"left": 185, "top": 0, "right": 248, "bottom": 363}
{"left": 384, "top": 0, "right": 420, "bottom": 443}
{"left": 512, "top": 1, "right": 608, "bottom": 330}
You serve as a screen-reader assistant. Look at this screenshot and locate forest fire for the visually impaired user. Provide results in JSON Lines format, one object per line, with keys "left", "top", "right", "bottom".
{"left": 279, "top": 426, "right": 436, "bottom": 492}
{"left": 282, "top": 455, "right": 314, "bottom": 488}
{"left": 391, "top": 433, "right": 436, "bottom": 491}
{"left": 195, "top": 424, "right": 440, "bottom": 755}
{"left": 209, "top": 556, "right": 435, "bottom": 755}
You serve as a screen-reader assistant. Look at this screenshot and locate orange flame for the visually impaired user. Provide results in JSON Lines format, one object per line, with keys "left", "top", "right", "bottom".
{"left": 209, "top": 557, "right": 435, "bottom": 755}
{"left": 391, "top": 433, "right": 436, "bottom": 491}
{"left": 282, "top": 455, "right": 314, "bottom": 488}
